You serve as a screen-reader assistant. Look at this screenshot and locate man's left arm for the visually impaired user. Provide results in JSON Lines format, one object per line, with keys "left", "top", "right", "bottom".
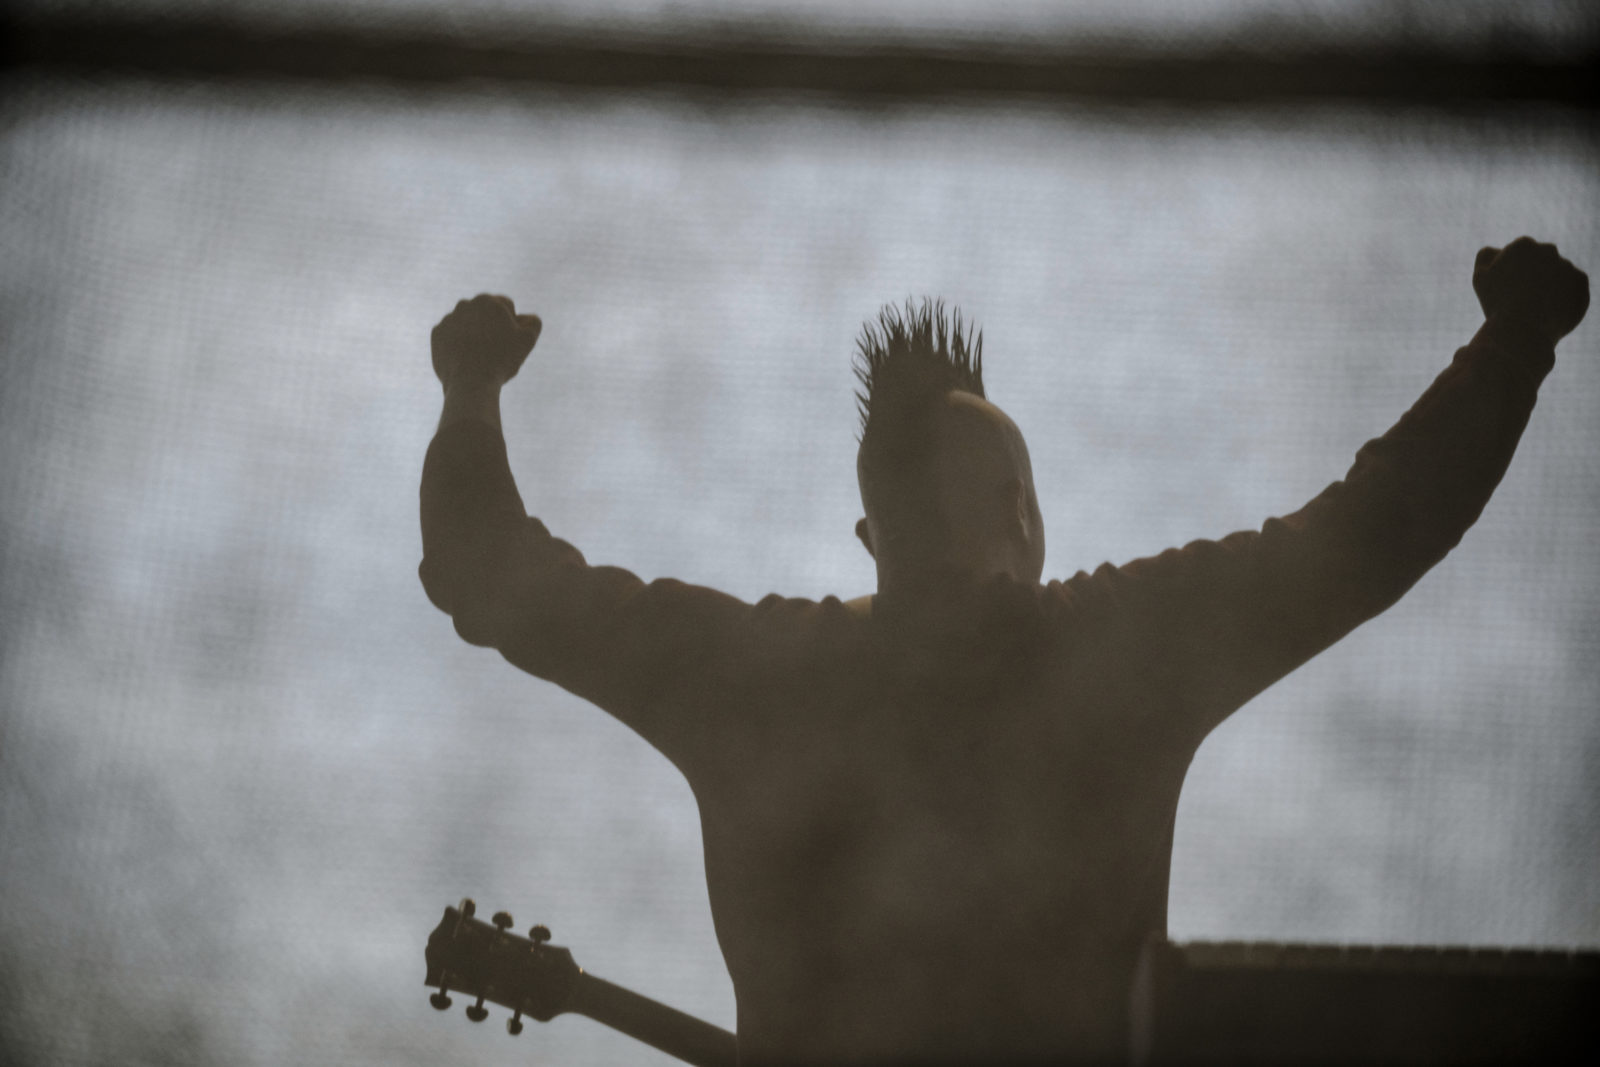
{"left": 1109, "top": 238, "right": 1589, "bottom": 738}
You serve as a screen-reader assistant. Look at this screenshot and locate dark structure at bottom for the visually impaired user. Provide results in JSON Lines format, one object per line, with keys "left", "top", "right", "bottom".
{"left": 1132, "top": 938, "right": 1600, "bottom": 1064}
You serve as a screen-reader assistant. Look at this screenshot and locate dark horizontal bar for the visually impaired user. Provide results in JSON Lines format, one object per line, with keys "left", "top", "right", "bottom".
{"left": 4, "top": 13, "right": 1597, "bottom": 110}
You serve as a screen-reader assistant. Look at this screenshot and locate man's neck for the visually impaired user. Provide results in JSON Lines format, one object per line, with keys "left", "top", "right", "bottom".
{"left": 874, "top": 560, "right": 1026, "bottom": 605}
{"left": 871, "top": 569, "right": 1003, "bottom": 626}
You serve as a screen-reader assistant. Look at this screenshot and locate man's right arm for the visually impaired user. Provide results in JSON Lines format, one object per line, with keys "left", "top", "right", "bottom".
{"left": 419, "top": 296, "right": 755, "bottom": 763}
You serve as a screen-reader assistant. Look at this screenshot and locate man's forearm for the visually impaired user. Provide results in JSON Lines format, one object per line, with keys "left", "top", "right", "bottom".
{"left": 420, "top": 374, "right": 528, "bottom": 629}
{"left": 1313, "top": 317, "right": 1552, "bottom": 580}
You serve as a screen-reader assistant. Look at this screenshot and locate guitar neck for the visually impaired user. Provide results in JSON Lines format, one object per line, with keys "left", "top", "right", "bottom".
{"left": 566, "top": 971, "right": 740, "bottom": 1067}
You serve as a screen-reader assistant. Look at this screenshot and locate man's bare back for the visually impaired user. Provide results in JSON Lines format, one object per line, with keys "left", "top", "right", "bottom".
{"left": 421, "top": 239, "right": 1587, "bottom": 1063}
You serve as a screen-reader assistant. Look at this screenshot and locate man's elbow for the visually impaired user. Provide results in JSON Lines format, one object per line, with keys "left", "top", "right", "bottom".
{"left": 418, "top": 553, "right": 520, "bottom": 649}
{"left": 450, "top": 604, "right": 509, "bottom": 648}
{"left": 1363, "top": 488, "right": 1479, "bottom": 594}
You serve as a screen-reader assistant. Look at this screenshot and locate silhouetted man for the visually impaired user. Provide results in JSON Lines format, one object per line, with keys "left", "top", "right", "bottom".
{"left": 420, "top": 238, "right": 1588, "bottom": 1064}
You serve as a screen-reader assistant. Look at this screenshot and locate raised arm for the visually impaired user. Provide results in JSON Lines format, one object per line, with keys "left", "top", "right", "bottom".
{"left": 419, "top": 295, "right": 753, "bottom": 763}
{"left": 1104, "top": 238, "right": 1589, "bottom": 738}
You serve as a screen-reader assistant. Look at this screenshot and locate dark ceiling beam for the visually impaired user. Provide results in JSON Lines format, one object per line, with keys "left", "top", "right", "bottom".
{"left": 4, "top": 12, "right": 1596, "bottom": 111}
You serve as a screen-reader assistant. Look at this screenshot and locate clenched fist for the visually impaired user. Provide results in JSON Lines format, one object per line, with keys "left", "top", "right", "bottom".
{"left": 432, "top": 294, "right": 543, "bottom": 388}
{"left": 1473, "top": 237, "right": 1589, "bottom": 348}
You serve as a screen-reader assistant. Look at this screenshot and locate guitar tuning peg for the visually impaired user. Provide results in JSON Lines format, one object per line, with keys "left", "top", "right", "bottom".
{"left": 465, "top": 994, "right": 488, "bottom": 1023}
{"left": 507, "top": 1010, "right": 524, "bottom": 1036}
{"left": 429, "top": 987, "right": 453, "bottom": 1011}
{"left": 492, "top": 911, "right": 514, "bottom": 932}
{"left": 529, "top": 924, "right": 551, "bottom": 944}
{"left": 451, "top": 898, "right": 479, "bottom": 940}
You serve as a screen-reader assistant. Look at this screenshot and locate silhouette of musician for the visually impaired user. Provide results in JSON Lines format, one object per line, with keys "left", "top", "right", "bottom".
{"left": 420, "top": 238, "right": 1588, "bottom": 1064}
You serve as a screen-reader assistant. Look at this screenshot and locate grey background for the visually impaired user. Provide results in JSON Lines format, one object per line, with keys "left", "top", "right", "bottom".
{"left": 2, "top": 23, "right": 1597, "bottom": 1067}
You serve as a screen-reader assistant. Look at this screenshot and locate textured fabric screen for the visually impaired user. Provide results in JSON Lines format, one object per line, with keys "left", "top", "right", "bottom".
{"left": 1, "top": 74, "right": 1596, "bottom": 1064}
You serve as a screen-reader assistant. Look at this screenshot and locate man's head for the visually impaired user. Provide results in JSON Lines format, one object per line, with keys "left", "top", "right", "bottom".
{"left": 854, "top": 301, "right": 1045, "bottom": 594}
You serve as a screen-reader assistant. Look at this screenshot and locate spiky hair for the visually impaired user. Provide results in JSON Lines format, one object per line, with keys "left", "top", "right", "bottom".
{"left": 854, "top": 299, "right": 985, "bottom": 441}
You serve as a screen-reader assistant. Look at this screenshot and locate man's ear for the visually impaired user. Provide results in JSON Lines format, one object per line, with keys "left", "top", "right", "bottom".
{"left": 855, "top": 517, "right": 875, "bottom": 558}
{"left": 1008, "top": 479, "right": 1031, "bottom": 542}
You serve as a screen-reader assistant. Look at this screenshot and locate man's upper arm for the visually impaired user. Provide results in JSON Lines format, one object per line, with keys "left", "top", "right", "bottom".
{"left": 419, "top": 420, "right": 754, "bottom": 756}
{"left": 1092, "top": 323, "right": 1555, "bottom": 737}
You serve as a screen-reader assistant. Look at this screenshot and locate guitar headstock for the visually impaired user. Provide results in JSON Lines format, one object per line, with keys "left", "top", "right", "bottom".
{"left": 424, "top": 898, "right": 580, "bottom": 1035}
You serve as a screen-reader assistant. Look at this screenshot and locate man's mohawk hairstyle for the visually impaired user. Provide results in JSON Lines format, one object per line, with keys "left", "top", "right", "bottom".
{"left": 854, "top": 298, "right": 985, "bottom": 439}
